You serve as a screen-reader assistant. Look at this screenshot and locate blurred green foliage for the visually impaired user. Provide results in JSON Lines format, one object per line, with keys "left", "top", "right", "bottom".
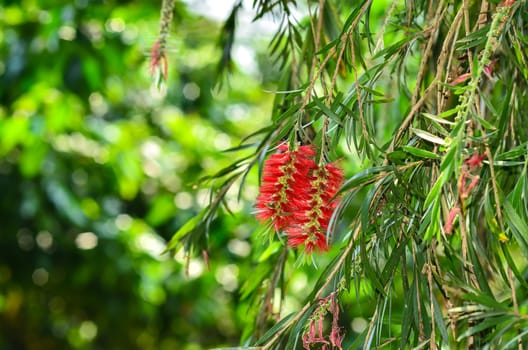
{"left": 0, "top": 1, "right": 277, "bottom": 348}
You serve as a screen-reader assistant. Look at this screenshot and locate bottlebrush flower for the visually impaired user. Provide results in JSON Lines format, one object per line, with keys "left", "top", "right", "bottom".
{"left": 286, "top": 162, "right": 344, "bottom": 253}
{"left": 255, "top": 144, "right": 317, "bottom": 231}
{"left": 255, "top": 143, "right": 344, "bottom": 253}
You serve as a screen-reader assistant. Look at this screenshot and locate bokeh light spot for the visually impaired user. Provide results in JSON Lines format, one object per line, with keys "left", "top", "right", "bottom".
{"left": 215, "top": 264, "right": 239, "bottom": 292}
{"left": 213, "top": 133, "right": 231, "bottom": 150}
{"left": 182, "top": 82, "right": 200, "bottom": 101}
{"left": 187, "top": 259, "right": 204, "bottom": 279}
{"left": 115, "top": 214, "right": 133, "bottom": 231}
{"left": 58, "top": 26, "right": 76, "bottom": 41}
{"left": 79, "top": 320, "right": 98, "bottom": 341}
{"left": 136, "top": 233, "right": 166, "bottom": 259}
{"left": 75, "top": 232, "right": 98, "bottom": 250}
{"left": 352, "top": 317, "right": 368, "bottom": 333}
{"left": 17, "top": 229, "right": 34, "bottom": 251}
{"left": 36, "top": 231, "right": 53, "bottom": 250}
{"left": 106, "top": 18, "right": 125, "bottom": 33}
{"left": 174, "top": 192, "right": 193, "bottom": 210}
{"left": 88, "top": 92, "right": 108, "bottom": 116}
{"left": 32, "top": 268, "right": 49, "bottom": 286}
{"left": 227, "top": 239, "right": 251, "bottom": 257}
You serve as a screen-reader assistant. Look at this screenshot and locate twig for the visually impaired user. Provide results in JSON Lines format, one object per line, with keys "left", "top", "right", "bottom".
{"left": 411, "top": 0, "right": 446, "bottom": 108}
{"left": 436, "top": 7, "right": 464, "bottom": 112}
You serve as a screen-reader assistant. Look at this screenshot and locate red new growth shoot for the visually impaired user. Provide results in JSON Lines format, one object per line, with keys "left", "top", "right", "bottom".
{"left": 444, "top": 207, "right": 460, "bottom": 235}
{"left": 465, "top": 153, "right": 486, "bottom": 168}
{"left": 451, "top": 73, "right": 471, "bottom": 85}
{"left": 150, "top": 41, "right": 168, "bottom": 80}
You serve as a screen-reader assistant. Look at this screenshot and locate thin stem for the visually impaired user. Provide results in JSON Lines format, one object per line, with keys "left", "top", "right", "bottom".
{"left": 256, "top": 248, "right": 288, "bottom": 337}
{"left": 411, "top": 0, "right": 446, "bottom": 108}
{"left": 436, "top": 6, "right": 464, "bottom": 112}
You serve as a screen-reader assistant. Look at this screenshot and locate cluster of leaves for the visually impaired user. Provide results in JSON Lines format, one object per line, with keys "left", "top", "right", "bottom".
{"left": 167, "top": 0, "right": 528, "bottom": 348}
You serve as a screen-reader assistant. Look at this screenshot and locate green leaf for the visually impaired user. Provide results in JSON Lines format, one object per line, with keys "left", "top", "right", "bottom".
{"left": 460, "top": 291, "right": 507, "bottom": 311}
{"left": 312, "top": 97, "right": 343, "bottom": 125}
{"left": 457, "top": 315, "right": 511, "bottom": 341}
{"left": 504, "top": 200, "right": 528, "bottom": 260}
{"left": 257, "top": 241, "right": 282, "bottom": 263}
{"left": 411, "top": 128, "right": 446, "bottom": 145}
{"left": 424, "top": 171, "right": 447, "bottom": 209}
{"left": 501, "top": 328, "right": 528, "bottom": 349}
{"left": 456, "top": 25, "right": 489, "bottom": 50}
{"left": 387, "top": 150, "right": 408, "bottom": 163}
{"left": 432, "top": 293, "right": 449, "bottom": 344}
{"left": 339, "top": 166, "right": 392, "bottom": 193}
{"left": 164, "top": 209, "right": 207, "bottom": 253}
{"left": 495, "top": 142, "right": 528, "bottom": 161}
{"left": 402, "top": 146, "right": 440, "bottom": 160}
{"left": 380, "top": 236, "right": 408, "bottom": 284}
{"left": 254, "top": 312, "right": 296, "bottom": 346}
{"left": 422, "top": 112, "right": 456, "bottom": 125}
{"left": 240, "top": 263, "right": 272, "bottom": 300}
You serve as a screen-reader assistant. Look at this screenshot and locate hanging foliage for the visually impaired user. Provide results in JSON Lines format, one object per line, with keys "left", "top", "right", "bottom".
{"left": 161, "top": 0, "right": 528, "bottom": 348}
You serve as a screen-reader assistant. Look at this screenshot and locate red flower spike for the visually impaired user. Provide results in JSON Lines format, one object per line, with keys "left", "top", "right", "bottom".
{"left": 324, "top": 163, "right": 345, "bottom": 198}
{"left": 255, "top": 144, "right": 317, "bottom": 231}
{"left": 330, "top": 318, "right": 344, "bottom": 349}
{"left": 255, "top": 143, "right": 344, "bottom": 253}
{"left": 286, "top": 162, "right": 344, "bottom": 253}
{"left": 287, "top": 227, "right": 328, "bottom": 253}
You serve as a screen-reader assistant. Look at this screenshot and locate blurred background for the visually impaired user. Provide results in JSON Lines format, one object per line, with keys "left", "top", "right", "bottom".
{"left": 0, "top": 0, "right": 286, "bottom": 348}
